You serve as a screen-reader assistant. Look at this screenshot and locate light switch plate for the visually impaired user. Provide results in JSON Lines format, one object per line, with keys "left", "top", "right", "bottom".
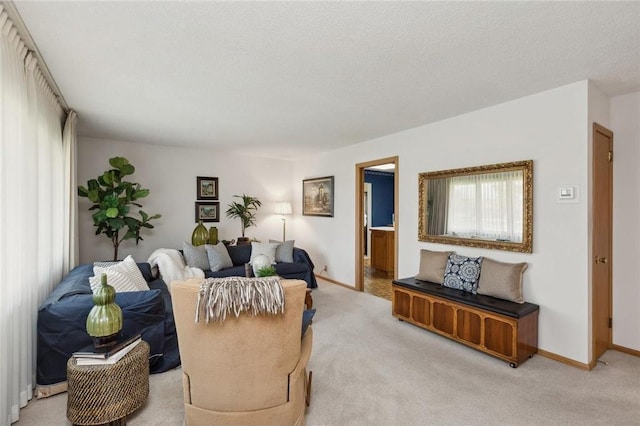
{"left": 557, "top": 185, "right": 579, "bottom": 203}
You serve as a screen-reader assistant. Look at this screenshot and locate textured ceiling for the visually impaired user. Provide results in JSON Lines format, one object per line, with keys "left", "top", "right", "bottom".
{"left": 13, "top": 1, "right": 640, "bottom": 159}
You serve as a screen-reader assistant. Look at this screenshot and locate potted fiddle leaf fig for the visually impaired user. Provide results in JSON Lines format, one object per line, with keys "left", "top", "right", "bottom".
{"left": 225, "top": 194, "right": 262, "bottom": 245}
{"left": 78, "top": 156, "right": 161, "bottom": 260}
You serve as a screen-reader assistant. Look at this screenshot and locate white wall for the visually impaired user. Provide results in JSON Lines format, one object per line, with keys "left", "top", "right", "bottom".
{"left": 611, "top": 91, "right": 640, "bottom": 351}
{"left": 77, "top": 138, "right": 294, "bottom": 263}
{"left": 292, "top": 81, "right": 593, "bottom": 363}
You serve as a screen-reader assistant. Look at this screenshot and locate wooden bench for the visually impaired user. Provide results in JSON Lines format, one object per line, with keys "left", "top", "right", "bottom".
{"left": 392, "top": 277, "right": 539, "bottom": 367}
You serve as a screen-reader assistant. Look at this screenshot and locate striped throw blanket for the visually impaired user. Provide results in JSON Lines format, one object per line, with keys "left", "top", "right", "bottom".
{"left": 195, "top": 276, "right": 285, "bottom": 323}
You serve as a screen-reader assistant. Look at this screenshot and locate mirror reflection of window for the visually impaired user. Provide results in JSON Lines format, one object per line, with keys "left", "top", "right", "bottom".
{"left": 419, "top": 160, "right": 532, "bottom": 253}
{"left": 427, "top": 178, "right": 449, "bottom": 235}
{"left": 445, "top": 171, "right": 523, "bottom": 242}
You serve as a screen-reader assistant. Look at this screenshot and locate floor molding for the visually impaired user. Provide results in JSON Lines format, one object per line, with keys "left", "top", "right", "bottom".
{"left": 315, "top": 275, "right": 357, "bottom": 290}
{"left": 536, "top": 349, "right": 592, "bottom": 371}
{"left": 611, "top": 344, "right": 640, "bottom": 357}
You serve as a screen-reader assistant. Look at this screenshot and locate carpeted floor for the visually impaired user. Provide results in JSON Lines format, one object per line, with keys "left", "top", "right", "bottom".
{"left": 18, "top": 278, "right": 640, "bottom": 425}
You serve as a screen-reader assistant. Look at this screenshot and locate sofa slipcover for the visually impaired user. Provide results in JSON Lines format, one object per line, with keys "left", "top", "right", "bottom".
{"left": 36, "top": 262, "right": 180, "bottom": 395}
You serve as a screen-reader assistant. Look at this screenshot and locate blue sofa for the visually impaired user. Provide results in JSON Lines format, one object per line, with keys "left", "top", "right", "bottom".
{"left": 203, "top": 245, "right": 318, "bottom": 289}
{"left": 36, "top": 262, "right": 180, "bottom": 393}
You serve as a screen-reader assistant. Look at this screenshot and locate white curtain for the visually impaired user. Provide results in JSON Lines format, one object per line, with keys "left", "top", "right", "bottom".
{"left": 0, "top": 6, "right": 70, "bottom": 424}
{"left": 63, "top": 111, "right": 78, "bottom": 275}
{"left": 446, "top": 171, "right": 523, "bottom": 242}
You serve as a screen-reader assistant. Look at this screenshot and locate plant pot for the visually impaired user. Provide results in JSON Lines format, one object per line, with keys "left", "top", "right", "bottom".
{"left": 236, "top": 237, "right": 251, "bottom": 245}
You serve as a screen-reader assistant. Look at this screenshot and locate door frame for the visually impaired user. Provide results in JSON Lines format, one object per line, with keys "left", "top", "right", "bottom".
{"left": 355, "top": 156, "right": 399, "bottom": 291}
{"left": 591, "top": 122, "right": 613, "bottom": 364}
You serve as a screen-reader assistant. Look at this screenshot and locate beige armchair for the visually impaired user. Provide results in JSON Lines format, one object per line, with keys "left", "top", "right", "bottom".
{"left": 171, "top": 278, "right": 313, "bottom": 426}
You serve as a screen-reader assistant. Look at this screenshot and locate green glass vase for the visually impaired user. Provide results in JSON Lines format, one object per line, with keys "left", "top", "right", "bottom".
{"left": 192, "top": 220, "right": 208, "bottom": 246}
{"left": 208, "top": 226, "right": 218, "bottom": 245}
{"left": 86, "top": 274, "right": 123, "bottom": 349}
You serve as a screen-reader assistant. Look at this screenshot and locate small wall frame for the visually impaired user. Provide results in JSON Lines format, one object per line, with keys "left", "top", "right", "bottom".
{"left": 197, "top": 177, "right": 218, "bottom": 200}
{"left": 195, "top": 202, "right": 220, "bottom": 222}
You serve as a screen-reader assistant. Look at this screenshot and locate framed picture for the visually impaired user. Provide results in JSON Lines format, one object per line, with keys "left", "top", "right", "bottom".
{"left": 197, "top": 176, "right": 218, "bottom": 200}
{"left": 303, "top": 176, "right": 334, "bottom": 217}
{"left": 195, "top": 202, "right": 220, "bottom": 222}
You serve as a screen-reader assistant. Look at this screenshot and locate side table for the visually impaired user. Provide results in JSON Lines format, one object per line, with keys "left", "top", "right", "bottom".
{"left": 67, "top": 340, "right": 150, "bottom": 425}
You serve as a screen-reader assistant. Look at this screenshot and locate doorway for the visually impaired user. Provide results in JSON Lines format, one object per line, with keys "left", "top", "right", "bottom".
{"left": 592, "top": 123, "right": 613, "bottom": 364}
{"left": 355, "top": 157, "right": 399, "bottom": 298}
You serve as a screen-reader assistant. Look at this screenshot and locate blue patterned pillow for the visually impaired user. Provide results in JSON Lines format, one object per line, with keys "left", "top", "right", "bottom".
{"left": 443, "top": 254, "right": 483, "bottom": 293}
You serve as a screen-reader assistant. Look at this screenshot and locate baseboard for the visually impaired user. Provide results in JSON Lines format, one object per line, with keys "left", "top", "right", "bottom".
{"left": 36, "top": 381, "right": 68, "bottom": 399}
{"left": 611, "top": 344, "right": 640, "bottom": 357}
{"left": 314, "top": 274, "right": 356, "bottom": 290}
{"left": 537, "top": 349, "right": 592, "bottom": 371}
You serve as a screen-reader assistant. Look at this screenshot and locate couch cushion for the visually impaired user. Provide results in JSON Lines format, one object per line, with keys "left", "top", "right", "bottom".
{"left": 250, "top": 242, "right": 279, "bottom": 264}
{"left": 205, "top": 265, "right": 248, "bottom": 279}
{"left": 205, "top": 242, "right": 234, "bottom": 272}
{"left": 443, "top": 253, "right": 483, "bottom": 294}
{"left": 136, "top": 263, "right": 155, "bottom": 282}
{"left": 415, "top": 249, "right": 452, "bottom": 284}
{"left": 183, "top": 242, "right": 210, "bottom": 270}
{"left": 477, "top": 258, "right": 528, "bottom": 304}
{"left": 227, "top": 244, "right": 252, "bottom": 266}
{"left": 269, "top": 239, "right": 295, "bottom": 263}
{"left": 91, "top": 255, "right": 149, "bottom": 293}
{"left": 274, "top": 262, "right": 308, "bottom": 275}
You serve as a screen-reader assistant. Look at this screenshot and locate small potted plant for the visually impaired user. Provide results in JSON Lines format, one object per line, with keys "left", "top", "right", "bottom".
{"left": 225, "top": 194, "right": 262, "bottom": 245}
{"left": 256, "top": 265, "right": 277, "bottom": 277}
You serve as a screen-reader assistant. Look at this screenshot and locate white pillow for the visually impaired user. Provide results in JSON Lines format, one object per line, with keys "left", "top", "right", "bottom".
{"left": 90, "top": 255, "right": 149, "bottom": 293}
{"left": 204, "top": 242, "right": 234, "bottom": 272}
{"left": 250, "top": 242, "right": 279, "bottom": 265}
{"left": 90, "top": 270, "right": 139, "bottom": 293}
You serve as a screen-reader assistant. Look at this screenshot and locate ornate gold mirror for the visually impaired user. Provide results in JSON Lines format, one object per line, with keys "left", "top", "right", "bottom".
{"left": 418, "top": 160, "right": 533, "bottom": 253}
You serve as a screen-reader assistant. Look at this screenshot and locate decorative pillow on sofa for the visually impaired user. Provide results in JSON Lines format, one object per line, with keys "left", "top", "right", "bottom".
{"left": 93, "top": 260, "right": 119, "bottom": 268}
{"left": 443, "top": 253, "right": 483, "bottom": 293}
{"left": 90, "top": 255, "right": 149, "bottom": 293}
{"left": 415, "top": 249, "right": 453, "bottom": 283}
{"left": 250, "top": 242, "right": 279, "bottom": 264}
{"left": 269, "top": 239, "right": 295, "bottom": 263}
{"left": 477, "top": 258, "right": 528, "bottom": 303}
{"left": 183, "top": 242, "right": 210, "bottom": 270}
{"left": 205, "top": 242, "right": 234, "bottom": 272}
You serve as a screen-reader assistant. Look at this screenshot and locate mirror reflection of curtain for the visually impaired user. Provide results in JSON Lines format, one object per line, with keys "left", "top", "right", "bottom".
{"left": 446, "top": 171, "right": 523, "bottom": 241}
{"left": 427, "top": 178, "right": 449, "bottom": 235}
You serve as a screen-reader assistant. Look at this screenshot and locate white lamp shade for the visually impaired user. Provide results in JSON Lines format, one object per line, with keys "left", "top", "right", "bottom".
{"left": 274, "top": 201, "right": 292, "bottom": 215}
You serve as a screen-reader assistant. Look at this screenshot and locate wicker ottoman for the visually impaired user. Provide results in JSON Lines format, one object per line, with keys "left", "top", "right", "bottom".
{"left": 66, "top": 340, "right": 150, "bottom": 425}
